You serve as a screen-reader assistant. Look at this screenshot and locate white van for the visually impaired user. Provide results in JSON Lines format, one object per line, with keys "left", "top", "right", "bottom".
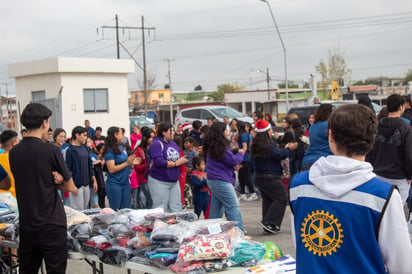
{"left": 175, "top": 105, "right": 254, "bottom": 126}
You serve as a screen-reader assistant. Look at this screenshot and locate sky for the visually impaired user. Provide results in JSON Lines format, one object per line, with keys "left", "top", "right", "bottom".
{"left": 1, "top": 0, "right": 411, "bottom": 95}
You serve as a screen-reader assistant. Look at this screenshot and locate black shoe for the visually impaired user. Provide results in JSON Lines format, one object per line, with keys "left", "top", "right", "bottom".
{"left": 259, "top": 222, "right": 280, "bottom": 234}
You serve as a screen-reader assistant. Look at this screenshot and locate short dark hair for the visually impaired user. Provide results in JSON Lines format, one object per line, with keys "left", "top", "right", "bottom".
{"left": 314, "top": 103, "right": 333, "bottom": 122}
{"left": 192, "top": 156, "right": 205, "bottom": 169}
{"left": 96, "top": 126, "right": 102, "bottom": 132}
{"left": 192, "top": 120, "right": 202, "bottom": 130}
{"left": 48, "top": 127, "right": 53, "bottom": 133}
{"left": 0, "top": 130, "right": 18, "bottom": 147}
{"left": 200, "top": 125, "right": 209, "bottom": 134}
{"left": 254, "top": 111, "right": 263, "bottom": 120}
{"left": 71, "top": 126, "right": 87, "bottom": 140}
{"left": 184, "top": 136, "right": 195, "bottom": 144}
{"left": 20, "top": 103, "right": 52, "bottom": 130}
{"left": 386, "top": 94, "right": 406, "bottom": 113}
{"left": 328, "top": 104, "right": 377, "bottom": 157}
{"left": 157, "top": 122, "right": 172, "bottom": 137}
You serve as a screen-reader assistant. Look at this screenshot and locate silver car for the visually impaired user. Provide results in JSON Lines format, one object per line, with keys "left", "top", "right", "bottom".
{"left": 175, "top": 105, "right": 254, "bottom": 126}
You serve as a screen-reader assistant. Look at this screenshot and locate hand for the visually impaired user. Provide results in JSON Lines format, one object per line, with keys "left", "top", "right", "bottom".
{"left": 72, "top": 187, "right": 79, "bottom": 195}
{"left": 177, "top": 156, "right": 189, "bottom": 166}
{"left": 286, "top": 142, "right": 298, "bottom": 150}
{"left": 52, "top": 171, "right": 63, "bottom": 185}
{"left": 133, "top": 157, "right": 142, "bottom": 165}
{"left": 92, "top": 177, "right": 98, "bottom": 193}
{"left": 238, "top": 149, "right": 245, "bottom": 155}
{"left": 234, "top": 165, "right": 242, "bottom": 171}
{"left": 127, "top": 155, "right": 136, "bottom": 165}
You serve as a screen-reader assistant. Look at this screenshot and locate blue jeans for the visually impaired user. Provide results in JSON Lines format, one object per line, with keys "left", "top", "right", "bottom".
{"left": 89, "top": 186, "right": 99, "bottom": 208}
{"left": 207, "top": 179, "right": 244, "bottom": 231}
{"left": 106, "top": 182, "right": 131, "bottom": 210}
{"left": 148, "top": 176, "right": 181, "bottom": 213}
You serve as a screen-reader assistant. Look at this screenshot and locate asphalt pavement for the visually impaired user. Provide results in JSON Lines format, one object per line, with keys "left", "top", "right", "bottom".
{"left": 65, "top": 198, "right": 296, "bottom": 274}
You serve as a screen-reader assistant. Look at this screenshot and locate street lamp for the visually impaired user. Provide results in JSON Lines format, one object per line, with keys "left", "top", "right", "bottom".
{"left": 259, "top": 0, "right": 289, "bottom": 112}
{"left": 257, "top": 68, "right": 270, "bottom": 101}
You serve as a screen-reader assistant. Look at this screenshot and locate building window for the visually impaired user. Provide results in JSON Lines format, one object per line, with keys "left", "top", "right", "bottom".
{"left": 83, "top": 89, "right": 108, "bottom": 113}
{"left": 32, "top": 90, "right": 45, "bottom": 102}
{"left": 134, "top": 94, "right": 138, "bottom": 101}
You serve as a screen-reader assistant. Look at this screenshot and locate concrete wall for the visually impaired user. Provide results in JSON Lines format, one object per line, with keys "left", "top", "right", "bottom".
{"left": 9, "top": 57, "right": 135, "bottom": 136}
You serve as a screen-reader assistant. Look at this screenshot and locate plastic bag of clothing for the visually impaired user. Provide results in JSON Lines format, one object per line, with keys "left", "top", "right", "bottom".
{"left": 127, "top": 232, "right": 152, "bottom": 248}
{"left": 65, "top": 206, "right": 90, "bottom": 227}
{"left": 69, "top": 223, "right": 91, "bottom": 243}
{"left": 0, "top": 210, "right": 16, "bottom": 224}
{"left": 150, "top": 220, "right": 192, "bottom": 246}
{"left": 108, "top": 223, "right": 132, "bottom": 238}
{"left": 177, "top": 233, "right": 232, "bottom": 262}
{"left": 89, "top": 213, "right": 118, "bottom": 236}
{"left": 0, "top": 223, "right": 17, "bottom": 240}
{"left": 128, "top": 246, "right": 154, "bottom": 265}
{"left": 99, "top": 246, "right": 134, "bottom": 267}
{"left": 81, "top": 208, "right": 101, "bottom": 216}
{"left": 169, "top": 261, "right": 205, "bottom": 274}
{"left": 0, "top": 192, "right": 18, "bottom": 217}
{"left": 127, "top": 207, "right": 164, "bottom": 228}
{"left": 228, "top": 240, "right": 265, "bottom": 267}
{"left": 67, "top": 231, "right": 81, "bottom": 252}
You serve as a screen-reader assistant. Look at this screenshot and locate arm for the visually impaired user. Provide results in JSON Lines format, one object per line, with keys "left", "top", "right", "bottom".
{"left": 106, "top": 157, "right": 134, "bottom": 174}
{"left": 222, "top": 148, "right": 244, "bottom": 167}
{"left": 134, "top": 148, "right": 146, "bottom": 173}
{"left": 270, "top": 144, "right": 290, "bottom": 160}
{"left": 0, "top": 165, "right": 10, "bottom": 190}
{"left": 378, "top": 190, "right": 412, "bottom": 273}
{"left": 404, "top": 126, "right": 412, "bottom": 179}
{"left": 52, "top": 171, "right": 78, "bottom": 194}
{"left": 192, "top": 174, "right": 207, "bottom": 188}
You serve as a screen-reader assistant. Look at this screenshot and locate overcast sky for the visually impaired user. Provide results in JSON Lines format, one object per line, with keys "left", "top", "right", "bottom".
{"left": 1, "top": 0, "right": 411, "bottom": 95}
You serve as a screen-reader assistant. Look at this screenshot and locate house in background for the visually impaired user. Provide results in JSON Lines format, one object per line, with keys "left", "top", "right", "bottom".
{"left": 8, "top": 57, "right": 135, "bottom": 135}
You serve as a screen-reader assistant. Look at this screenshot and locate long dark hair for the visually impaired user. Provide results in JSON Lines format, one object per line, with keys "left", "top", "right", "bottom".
{"left": 237, "top": 121, "right": 246, "bottom": 136}
{"left": 250, "top": 131, "right": 271, "bottom": 158}
{"left": 203, "top": 122, "right": 229, "bottom": 159}
{"left": 291, "top": 118, "right": 304, "bottom": 138}
{"left": 138, "top": 126, "right": 153, "bottom": 153}
{"left": 103, "top": 126, "right": 121, "bottom": 155}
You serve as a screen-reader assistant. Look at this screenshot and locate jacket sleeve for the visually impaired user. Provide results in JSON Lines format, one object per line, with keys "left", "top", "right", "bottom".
{"left": 192, "top": 174, "right": 206, "bottom": 188}
{"left": 134, "top": 148, "right": 146, "bottom": 173}
{"left": 150, "top": 141, "right": 168, "bottom": 168}
{"left": 222, "top": 149, "right": 243, "bottom": 167}
{"left": 88, "top": 153, "right": 95, "bottom": 177}
{"left": 378, "top": 189, "right": 412, "bottom": 273}
{"left": 404, "top": 126, "right": 412, "bottom": 179}
{"left": 270, "top": 144, "right": 290, "bottom": 160}
{"left": 65, "top": 148, "right": 74, "bottom": 173}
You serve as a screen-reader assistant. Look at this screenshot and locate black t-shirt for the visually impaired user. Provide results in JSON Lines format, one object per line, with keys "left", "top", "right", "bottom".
{"left": 93, "top": 135, "right": 105, "bottom": 147}
{"left": 9, "top": 137, "right": 71, "bottom": 231}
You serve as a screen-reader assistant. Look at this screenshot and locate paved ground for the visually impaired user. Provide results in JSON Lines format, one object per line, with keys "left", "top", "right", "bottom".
{"left": 66, "top": 198, "right": 295, "bottom": 273}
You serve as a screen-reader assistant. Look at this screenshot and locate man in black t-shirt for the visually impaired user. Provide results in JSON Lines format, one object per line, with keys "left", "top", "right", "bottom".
{"left": 9, "top": 103, "right": 77, "bottom": 274}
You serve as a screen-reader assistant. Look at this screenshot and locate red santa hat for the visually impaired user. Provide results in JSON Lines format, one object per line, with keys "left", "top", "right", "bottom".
{"left": 254, "top": 119, "right": 271, "bottom": 133}
{"left": 182, "top": 123, "right": 192, "bottom": 131}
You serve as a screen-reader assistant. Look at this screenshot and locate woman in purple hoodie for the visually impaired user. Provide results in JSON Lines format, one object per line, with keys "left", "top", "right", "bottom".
{"left": 148, "top": 123, "right": 188, "bottom": 212}
{"left": 202, "top": 122, "right": 245, "bottom": 231}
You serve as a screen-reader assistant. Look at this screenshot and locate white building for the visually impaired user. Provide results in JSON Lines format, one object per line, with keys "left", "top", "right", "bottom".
{"left": 8, "top": 57, "right": 135, "bottom": 136}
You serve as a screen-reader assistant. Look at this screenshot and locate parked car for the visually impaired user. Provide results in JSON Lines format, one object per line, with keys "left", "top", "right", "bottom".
{"left": 129, "top": 116, "right": 155, "bottom": 133}
{"left": 175, "top": 105, "right": 254, "bottom": 126}
{"left": 133, "top": 111, "right": 157, "bottom": 123}
{"left": 287, "top": 100, "right": 382, "bottom": 127}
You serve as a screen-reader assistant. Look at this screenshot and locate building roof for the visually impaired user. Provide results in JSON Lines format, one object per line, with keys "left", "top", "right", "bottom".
{"left": 8, "top": 57, "right": 135, "bottom": 78}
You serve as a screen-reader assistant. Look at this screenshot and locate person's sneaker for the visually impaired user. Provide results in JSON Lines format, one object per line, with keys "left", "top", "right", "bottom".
{"left": 259, "top": 222, "right": 280, "bottom": 234}
{"left": 238, "top": 194, "right": 248, "bottom": 201}
{"left": 247, "top": 193, "right": 259, "bottom": 201}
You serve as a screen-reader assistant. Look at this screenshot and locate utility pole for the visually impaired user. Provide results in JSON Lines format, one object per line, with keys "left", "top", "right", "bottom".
{"left": 100, "top": 15, "right": 155, "bottom": 112}
{"left": 266, "top": 67, "right": 270, "bottom": 101}
{"left": 164, "top": 58, "right": 175, "bottom": 124}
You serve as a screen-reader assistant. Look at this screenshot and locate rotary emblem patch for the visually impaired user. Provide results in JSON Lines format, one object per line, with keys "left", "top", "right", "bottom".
{"left": 301, "top": 210, "right": 343, "bottom": 256}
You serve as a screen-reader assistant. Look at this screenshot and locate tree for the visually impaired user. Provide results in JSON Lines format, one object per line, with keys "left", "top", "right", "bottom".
{"left": 405, "top": 69, "right": 412, "bottom": 83}
{"left": 315, "top": 49, "right": 352, "bottom": 87}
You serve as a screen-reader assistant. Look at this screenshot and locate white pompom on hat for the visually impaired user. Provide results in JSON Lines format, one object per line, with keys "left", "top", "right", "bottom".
{"left": 182, "top": 123, "right": 193, "bottom": 131}
{"left": 254, "top": 119, "right": 271, "bottom": 133}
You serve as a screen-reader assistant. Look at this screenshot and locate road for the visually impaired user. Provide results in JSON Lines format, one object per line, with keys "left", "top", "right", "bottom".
{"left": 66, "top": 199, "right": 295, "bottom": 273}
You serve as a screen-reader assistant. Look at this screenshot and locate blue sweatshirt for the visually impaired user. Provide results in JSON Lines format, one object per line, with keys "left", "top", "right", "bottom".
{"left": 148, "top": 137, "right": 181, "bottom": 182}
{"left": 252, "top": 143, "right": 290, "bottom": 175}
{"left": 302, "top": 121, "right": 332, "bottom": 166}
{"left": 206, "top": 148, "right": 243, "bottom": 185}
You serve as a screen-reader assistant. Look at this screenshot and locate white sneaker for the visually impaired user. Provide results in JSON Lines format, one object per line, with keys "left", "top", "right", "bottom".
{"left": 247, "top": 193, "right": 259, "bottom": 201}
{"left": 239, "top": 194, "right": 248, "bottom": 201}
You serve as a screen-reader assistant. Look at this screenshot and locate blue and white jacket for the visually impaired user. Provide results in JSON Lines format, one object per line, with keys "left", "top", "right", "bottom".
{"left": 290, "top": 156, "right": 412, "bottom": 274}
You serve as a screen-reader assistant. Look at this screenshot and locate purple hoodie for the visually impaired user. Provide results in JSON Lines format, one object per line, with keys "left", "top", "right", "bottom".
{"left": 206, "top": 148, "right": 244, "bottom": 185}
{"left": 148, "top": 137, "right": 181, "bottom": 182}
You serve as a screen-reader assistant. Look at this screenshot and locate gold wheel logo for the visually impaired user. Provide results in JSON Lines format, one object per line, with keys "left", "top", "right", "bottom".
{"left": 301, "top": 210, "right": 343, "bottom": 256}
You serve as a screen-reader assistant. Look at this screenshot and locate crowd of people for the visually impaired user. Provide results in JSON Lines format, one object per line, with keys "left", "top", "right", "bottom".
{"left": 2, "top": 96, "right": 412, "bottom": 272}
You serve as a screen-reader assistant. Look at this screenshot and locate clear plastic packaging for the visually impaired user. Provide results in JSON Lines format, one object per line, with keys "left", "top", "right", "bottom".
{"left": 64, "top": 206, "right": 90, "bottom": 227}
